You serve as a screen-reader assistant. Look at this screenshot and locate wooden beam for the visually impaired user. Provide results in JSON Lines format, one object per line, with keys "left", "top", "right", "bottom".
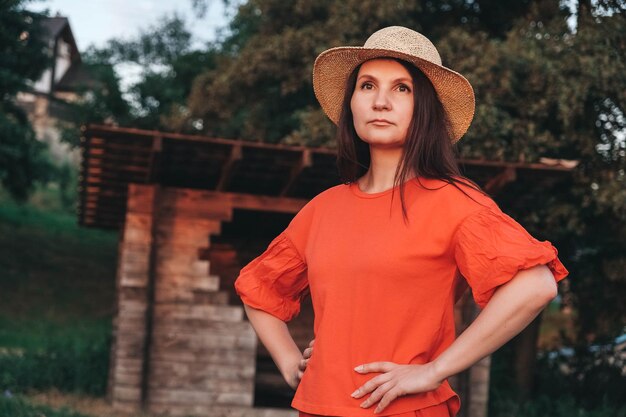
{"left": 215, "top": 144, "right": 242, "bottom": 191}
{"left": 87, "top": 159, "right": 151, "bottom": 174}
{"left": 161, "top": 187, "right": 308, "bottom": 215}
{"left": 146, "top": 135, "right": 163, "bottom": 183}
{"left": 483, "top": 166, "right": 517, "bottom": 195}
{"left": 279, "top": 149, "right": 312, "bottom": 197}
{"left": 86, "top": 124, "right": 337, "bottom": 155}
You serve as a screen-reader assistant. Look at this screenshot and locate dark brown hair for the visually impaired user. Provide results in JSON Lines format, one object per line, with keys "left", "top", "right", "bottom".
{"left": 335, "top": 57, "right": 490, "bottom": 223}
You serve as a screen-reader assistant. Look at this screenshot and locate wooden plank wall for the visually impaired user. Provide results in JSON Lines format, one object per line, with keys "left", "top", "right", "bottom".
{"left": 108, "top": 184, "right": 300, "bottom": 417}
{"left": 147, "top": 187, "right": 257, "bottom": 415}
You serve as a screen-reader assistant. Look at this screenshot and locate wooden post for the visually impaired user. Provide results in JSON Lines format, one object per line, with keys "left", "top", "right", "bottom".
{"left": 453, "top": 290, "right": 490, "bottom": 417}
{"left": 108, "top": 186, "right": 303, "bottom": 416}
{"left": 108, "top": 183, "right": 157, "bottom": 412}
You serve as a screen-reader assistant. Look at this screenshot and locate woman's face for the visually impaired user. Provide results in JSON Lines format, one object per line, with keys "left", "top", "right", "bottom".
{"left": 350, "top": 58, "right": 414, "bottom": 148}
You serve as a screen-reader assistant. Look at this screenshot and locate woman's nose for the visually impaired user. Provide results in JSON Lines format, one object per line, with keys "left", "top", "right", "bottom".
{"left": 373, "top": 90, "right": 391, "bottom": 110}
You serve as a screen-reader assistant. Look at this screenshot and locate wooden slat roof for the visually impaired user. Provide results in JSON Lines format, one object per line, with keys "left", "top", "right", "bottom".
{"left": 79, "top": 124, "right": 577, "bottom": 229}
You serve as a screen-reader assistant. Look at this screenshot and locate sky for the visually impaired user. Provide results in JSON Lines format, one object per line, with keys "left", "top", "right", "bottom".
{"left": 27, "top": 0, "right": 240, "bottom": 103}
{"left": 28, "top": 0, "right": 237, "bottom": 51}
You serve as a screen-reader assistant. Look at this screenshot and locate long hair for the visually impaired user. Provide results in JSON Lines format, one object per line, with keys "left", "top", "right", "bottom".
{"left": 335, "top": 57, "right": 490, "bottom": 223}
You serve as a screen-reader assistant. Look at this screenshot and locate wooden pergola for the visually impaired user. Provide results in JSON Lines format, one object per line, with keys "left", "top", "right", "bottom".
{"left": 79, "top": 124, "right": 575, "bottom": 417}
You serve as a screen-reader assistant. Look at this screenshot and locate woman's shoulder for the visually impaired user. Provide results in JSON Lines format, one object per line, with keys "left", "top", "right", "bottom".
{"left": 289, "top": 183, "right": 346, "bottom": 220}
{"left": 414, "top": 175, "right": 499, "bottom": 217}
{"left": 304, "top": 182, "right": 348, "bottom": 206}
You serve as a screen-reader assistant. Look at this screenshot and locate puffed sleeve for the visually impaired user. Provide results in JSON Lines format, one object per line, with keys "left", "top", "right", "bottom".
{"left": 453, "top": 206, "right": 569, "bottom": 309}
{"left": 234, "top": 231, "right": 309, "bottom": 322}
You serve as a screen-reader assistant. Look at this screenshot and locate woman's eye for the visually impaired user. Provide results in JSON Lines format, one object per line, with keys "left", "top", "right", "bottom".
{"left": 360, "top": 82, "right": 373, "bottom": 90}
{"left": 399, "top": 84, "right": 411, "bottom": 93}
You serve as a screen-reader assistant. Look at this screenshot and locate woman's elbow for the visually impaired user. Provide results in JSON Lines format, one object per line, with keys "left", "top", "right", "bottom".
{"left": 532, "top": 264, "right": 559, "bottom": 305}
{"left": 506, "top": 264, "right": 558, "bottom": 309}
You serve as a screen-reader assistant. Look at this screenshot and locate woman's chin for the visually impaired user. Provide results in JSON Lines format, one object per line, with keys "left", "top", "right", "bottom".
{"left": 359, "top": 136, "right": 406, "bottom": 148}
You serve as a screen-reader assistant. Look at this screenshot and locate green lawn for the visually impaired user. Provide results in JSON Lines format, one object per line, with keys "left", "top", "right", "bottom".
{"left": 0, "top": 186, "right": 118, "bottom": 321}
{"left": 0, "top": 184, "right": 118, "bottom": 403}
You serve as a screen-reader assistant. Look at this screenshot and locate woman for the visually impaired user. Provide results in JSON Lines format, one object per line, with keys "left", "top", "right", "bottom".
{"left": 234, "top": 26, "right": 569, "bottom": 417}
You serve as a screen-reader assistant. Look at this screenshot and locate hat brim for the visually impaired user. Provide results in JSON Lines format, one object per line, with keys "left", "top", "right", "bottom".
{"left": 312, "top": 46, "right": 475, "bottom": 143}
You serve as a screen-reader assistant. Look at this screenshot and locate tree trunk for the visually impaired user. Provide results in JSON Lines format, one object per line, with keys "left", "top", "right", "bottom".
{"left": 577, "top": 0, "right": 593, "bottom": 32}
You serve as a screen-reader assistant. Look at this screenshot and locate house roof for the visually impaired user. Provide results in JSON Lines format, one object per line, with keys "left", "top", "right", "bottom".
{"left": 78, "top": 124, "right": 577, "bottom": 229}
{"left": 41, "top": 16, "right": 70, "bottom": 39}
{"left": 40, "top": 16, "right": 82, "bottom": 65}
{"left": 55, "top": 63, "right": 101, "bottom": 91}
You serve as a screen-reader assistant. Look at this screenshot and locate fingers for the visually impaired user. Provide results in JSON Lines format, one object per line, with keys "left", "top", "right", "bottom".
{"left": 354, "top": 361, "right": 396, "bottom": 374}
{"left": 350, "top": 373, "right": 390, "bottom": 399}
{"left": 374, "top": 386, "right": 401, "bottom": 413}
{"left": 298, "top": 357, "right": 308, "bottom": 371}
{"left": 358, "top": 384, "right": 400, "bottom": 414}
{"left": 303, "top": 347, "right": 313, "bottom": 359}
{"left": 309, "top": 338, "right": 315, "bottom": 347}
{"left": 357, "top": 380, "right": 395, "bottom": 410}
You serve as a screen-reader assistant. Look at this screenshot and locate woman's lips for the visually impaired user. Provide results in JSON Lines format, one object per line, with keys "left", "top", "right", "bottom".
{"left": 370, "top": 120, "right": 393, "bottom": 126}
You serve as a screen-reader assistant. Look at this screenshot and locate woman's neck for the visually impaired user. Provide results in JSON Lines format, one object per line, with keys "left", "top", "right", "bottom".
{"left": 357, "top": 146, "right": 415, "bottom": 193}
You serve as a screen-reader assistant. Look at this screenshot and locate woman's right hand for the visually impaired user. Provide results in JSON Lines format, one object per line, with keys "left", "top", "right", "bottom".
{"left": 285, "top": 338, "right": 315, "bottom": 390}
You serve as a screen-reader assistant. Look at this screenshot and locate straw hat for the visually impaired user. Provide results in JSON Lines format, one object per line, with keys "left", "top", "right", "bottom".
{"left": 312, "top": 26, "right": 475, "bottom": 143}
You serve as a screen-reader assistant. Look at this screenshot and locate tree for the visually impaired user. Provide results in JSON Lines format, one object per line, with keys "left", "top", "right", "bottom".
{"left": 185, "top": 0, "right": 544, "bottom": 144}
{"left": 0, "top": 0, "right": 54, "bottom": 201}
{"left": 58, "top": 13, "right": 223, "bottom": 146}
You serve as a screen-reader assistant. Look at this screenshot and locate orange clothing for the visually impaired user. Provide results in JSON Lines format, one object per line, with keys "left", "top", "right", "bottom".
{"left": 234, "top": 177, "right": 569, "bottom": 417}
{"left": 299, "top": 399, "right": 450, "bottom": 417}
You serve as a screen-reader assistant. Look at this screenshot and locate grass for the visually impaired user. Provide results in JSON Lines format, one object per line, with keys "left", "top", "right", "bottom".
{"left": 0, "top": 182, "right": 118, "bottom": 399}
{"left": 0, "top": 394, "right": 90, "bottom": 417}
{"left": 0, "top": 184, "right": 118, "bottom": 321}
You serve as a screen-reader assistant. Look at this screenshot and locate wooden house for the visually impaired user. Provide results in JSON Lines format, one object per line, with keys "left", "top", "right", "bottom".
{"left": 16, "top": 15, "right": 100, "bottom": 166}
{"left": 78, "top": 124, "right": 575, "bottom": 417}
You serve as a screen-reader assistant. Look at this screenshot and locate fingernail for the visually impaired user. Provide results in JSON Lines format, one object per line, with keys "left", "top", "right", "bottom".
{"left": 354, "top": 365, "right": 363, "bottom": 372}
{"left": 350, "top": 390, "right": 358, "bottom": 397}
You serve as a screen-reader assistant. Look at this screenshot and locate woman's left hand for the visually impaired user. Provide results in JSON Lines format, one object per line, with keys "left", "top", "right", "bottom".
{"left": 350, "top": 361, "right": 444, "bottom": 414}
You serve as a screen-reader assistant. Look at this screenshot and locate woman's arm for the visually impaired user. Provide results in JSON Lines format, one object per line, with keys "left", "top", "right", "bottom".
{"left": 431, "top": 264, "right": 558, "bottom": 380}
{"left": 351, "top": 264, "right": 559, "bottom": 413}
{"left": 243, "top": 303, "right": 307, "bottom": 390}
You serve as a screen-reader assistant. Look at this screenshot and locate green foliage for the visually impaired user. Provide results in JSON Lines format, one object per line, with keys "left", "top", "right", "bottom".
{"left": 184, "top": 0, "right": 547, "bottom": 143}
{"left": 0, "top": 394, "right": 90, "bottom": 417}
{"left": 490, "top": 336, "right": 625, "bottom": 415}
{"left": 0, "top": 0, "right": 49, "bottom": 97}
{"left": 0, "top": 102, "right": 55, "bottom": 201}
{"left": 492, "top": 394, "right": 626, "bottom": 417}
{"left": 0, "top": 186, "right": 118, "bottom": 321}
{"left": 0, "top": 187, "right": 117, "bottom": 397}
{"left": 0, "top": 319, "right": 111, "bottom": 396}
{"left": 0, "top": 0, "right": 55, "bottom": 201}
{"left": 56, "top": 62, "right": 130, "bottom": 148}
{"left": 57, "top": 13, "right": 222, "bottom": 144}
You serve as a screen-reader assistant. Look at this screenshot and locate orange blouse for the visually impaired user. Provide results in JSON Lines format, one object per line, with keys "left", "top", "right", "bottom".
{"left": 234, "top": 177, "right": 569, "bottom": 417}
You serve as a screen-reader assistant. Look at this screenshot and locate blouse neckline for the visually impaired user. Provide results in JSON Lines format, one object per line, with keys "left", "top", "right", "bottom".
{"left": 349, "top": 177, "right": 420, "bottom": 199}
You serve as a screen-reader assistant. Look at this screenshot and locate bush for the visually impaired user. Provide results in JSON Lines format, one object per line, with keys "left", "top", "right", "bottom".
{"left": 489, "top": 338, "right": 626, "bottom": 417}
{"left": 492, "top": 394, "right": 626, "bottom": 417}
{"left": 0, "top": 319, "right": 111, "bottom": 396}
{"left": 534, "top": 342, "right": 625, "bottom": 410}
